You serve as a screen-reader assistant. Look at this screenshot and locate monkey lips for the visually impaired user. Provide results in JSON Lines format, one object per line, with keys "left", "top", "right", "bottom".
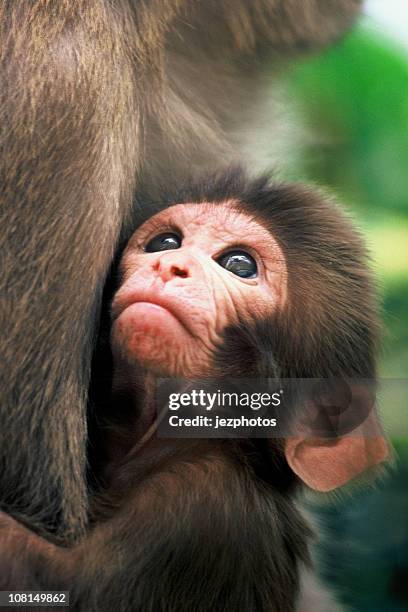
{"left": 111, "top": 296, "right": 195, "bottom": 376}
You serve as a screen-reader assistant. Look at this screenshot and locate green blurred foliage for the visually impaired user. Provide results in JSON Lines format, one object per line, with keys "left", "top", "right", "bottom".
{"left": 281, "top": 25, "right": 408, "bottom": 379}
{"left": 284, "top": 26, "right": 408, "bottom": 215}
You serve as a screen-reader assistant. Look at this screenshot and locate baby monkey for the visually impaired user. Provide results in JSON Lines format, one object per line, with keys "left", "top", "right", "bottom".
{"left": 0, "top": 169, "right": 388, "bottom": 612}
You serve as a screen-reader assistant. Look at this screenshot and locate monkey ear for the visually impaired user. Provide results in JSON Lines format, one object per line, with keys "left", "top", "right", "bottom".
{"left": 284, "top": 435, "right": 389, "bottom": 492}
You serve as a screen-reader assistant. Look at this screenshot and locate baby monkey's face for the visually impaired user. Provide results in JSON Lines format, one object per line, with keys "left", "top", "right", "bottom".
{"left": 111, "top": 202, "right": 287, "bottom": 378}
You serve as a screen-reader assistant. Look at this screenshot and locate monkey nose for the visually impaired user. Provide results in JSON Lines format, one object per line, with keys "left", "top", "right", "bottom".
{"left": 155, "top": 254, "right": 191, "bottom": 282}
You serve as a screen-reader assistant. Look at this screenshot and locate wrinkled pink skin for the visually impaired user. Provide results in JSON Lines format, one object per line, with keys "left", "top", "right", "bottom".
{"left": 111, "top": 201, "right": 287, "bottom": 384}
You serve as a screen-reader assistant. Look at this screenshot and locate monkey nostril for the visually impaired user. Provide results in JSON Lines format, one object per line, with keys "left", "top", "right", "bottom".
{"left": 171, "top": 265, "right": 188, "bottom": 278}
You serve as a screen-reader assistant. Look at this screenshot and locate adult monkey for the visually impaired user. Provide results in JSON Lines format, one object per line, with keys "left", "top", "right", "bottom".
{"left": 0, "top": 1, "right": 363, "bottom": 544}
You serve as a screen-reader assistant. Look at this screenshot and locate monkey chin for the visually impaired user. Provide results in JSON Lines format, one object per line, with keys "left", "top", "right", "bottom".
{"left": 111, "top": 302, "right": 194, "bottom": 378}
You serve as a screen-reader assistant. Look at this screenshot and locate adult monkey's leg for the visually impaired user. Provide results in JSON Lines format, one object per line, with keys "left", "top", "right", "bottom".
{"left": 0, "top": 1, "right": 140, "bottom": 542}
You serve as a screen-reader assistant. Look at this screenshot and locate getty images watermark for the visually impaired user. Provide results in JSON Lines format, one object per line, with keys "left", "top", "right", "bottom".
{"left": 154, "top": 378, "right": 408, "bottom": 439}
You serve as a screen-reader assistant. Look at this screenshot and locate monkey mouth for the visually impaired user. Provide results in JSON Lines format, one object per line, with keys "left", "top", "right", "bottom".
{"left": 112, "top": 291, "right": 192, "bottom": 336}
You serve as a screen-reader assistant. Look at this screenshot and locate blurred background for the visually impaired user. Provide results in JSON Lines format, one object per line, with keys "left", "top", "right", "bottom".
{"left": 249, "top": 1, "right": 408, "bottom": 609}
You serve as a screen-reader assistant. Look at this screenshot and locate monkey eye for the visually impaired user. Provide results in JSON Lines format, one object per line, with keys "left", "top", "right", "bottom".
{"left": 145, "top": 232, "right": 181, "bottom": 252}
{"left": 217, "top": 250, "right": 258, "bottom": 279}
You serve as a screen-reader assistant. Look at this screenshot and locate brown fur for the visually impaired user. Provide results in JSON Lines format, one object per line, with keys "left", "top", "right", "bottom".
{"left": 0, "top": 0, "right": 362, "bottom": 544}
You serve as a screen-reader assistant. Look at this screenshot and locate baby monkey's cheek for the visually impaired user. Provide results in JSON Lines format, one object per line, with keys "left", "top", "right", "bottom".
{"left": 211, "top": 279, "right": 255, "bottom": 336}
